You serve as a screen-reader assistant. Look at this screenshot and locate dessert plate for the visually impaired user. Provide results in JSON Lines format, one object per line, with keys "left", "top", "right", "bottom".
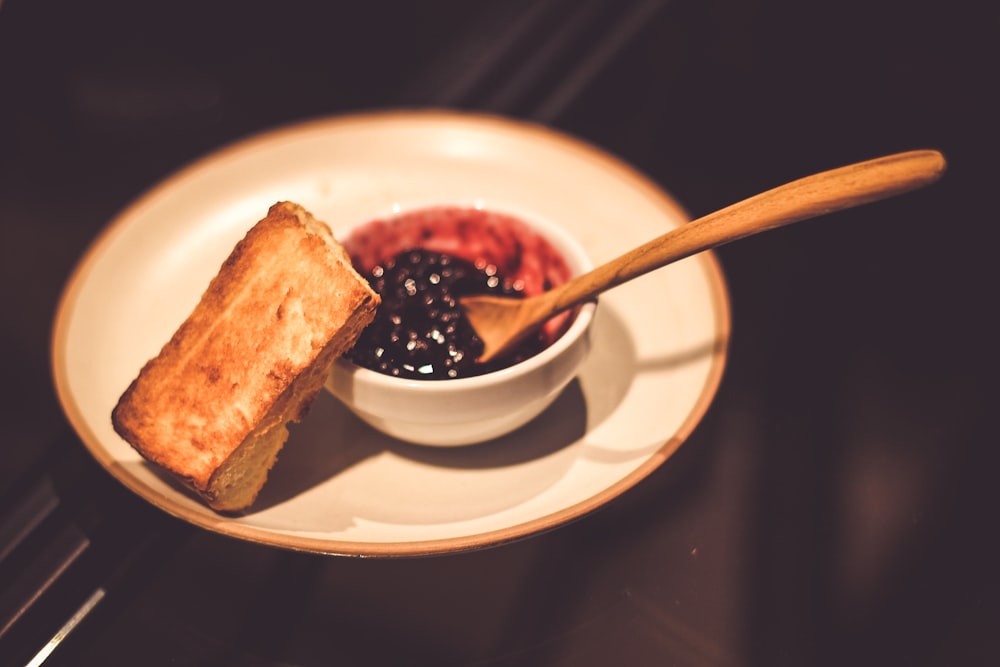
{"left": 51, "top": 111, "right": 730, "bottom": 556}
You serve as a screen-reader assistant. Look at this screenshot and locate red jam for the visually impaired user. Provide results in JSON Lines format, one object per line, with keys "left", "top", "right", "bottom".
{"left": 342, "top": 206, "right": 575, "bottom": 380}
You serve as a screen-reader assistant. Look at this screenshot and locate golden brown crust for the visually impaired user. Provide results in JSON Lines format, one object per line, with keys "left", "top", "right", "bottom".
{"left": 111, "top": 202, "right": 379, "bottom": 511}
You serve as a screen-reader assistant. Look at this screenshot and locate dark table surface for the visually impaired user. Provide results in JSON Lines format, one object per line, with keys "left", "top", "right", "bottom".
{"left": 2, "top": 0, "right": 998, "bottom": 665}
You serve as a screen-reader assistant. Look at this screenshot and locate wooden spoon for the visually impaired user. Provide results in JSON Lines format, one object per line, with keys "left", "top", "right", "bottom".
{"left": 462, "top": 149, "right": 946, "bottom": 363}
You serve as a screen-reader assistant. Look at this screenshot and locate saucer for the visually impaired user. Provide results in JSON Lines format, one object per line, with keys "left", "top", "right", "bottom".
{"left": 51, "top": 111, "right": 730, "bottom": 556}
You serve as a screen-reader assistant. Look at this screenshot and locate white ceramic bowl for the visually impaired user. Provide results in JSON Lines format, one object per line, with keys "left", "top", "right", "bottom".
{"left": 326, "top": 206, "right": 596, "bottom": 446}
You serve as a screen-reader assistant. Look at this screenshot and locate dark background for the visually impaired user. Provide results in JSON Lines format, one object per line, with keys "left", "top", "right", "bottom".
{"left": 1, "top": 0, "right": 998, "bottom": 665}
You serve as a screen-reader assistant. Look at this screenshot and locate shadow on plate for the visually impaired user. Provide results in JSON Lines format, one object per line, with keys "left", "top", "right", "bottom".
{"left": 247, "top": 302, "right": 645, "bottom": 510}
{"left": 138, "top": 299, "right": 719, "bottom": 516}
{"left": 380, "top": 379, "right": 589, "bottom": 470}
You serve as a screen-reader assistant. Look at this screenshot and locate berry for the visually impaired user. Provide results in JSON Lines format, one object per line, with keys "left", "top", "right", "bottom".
{"left": 348, "top": 249, "right": 546, "bottom": 379}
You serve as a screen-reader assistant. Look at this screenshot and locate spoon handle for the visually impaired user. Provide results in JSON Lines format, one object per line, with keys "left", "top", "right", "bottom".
{"left": 541, "top": 149, "right": 946, "bottom": 314}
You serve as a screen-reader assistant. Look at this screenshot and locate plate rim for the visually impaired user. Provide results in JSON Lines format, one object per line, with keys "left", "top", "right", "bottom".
{"left": 50, "top": 109, "right": 731, "bottom": 557}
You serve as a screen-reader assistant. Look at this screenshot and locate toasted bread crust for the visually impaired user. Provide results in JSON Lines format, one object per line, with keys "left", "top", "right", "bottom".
{"left": 112, "top": 202, "right": 378, "bottom": 511}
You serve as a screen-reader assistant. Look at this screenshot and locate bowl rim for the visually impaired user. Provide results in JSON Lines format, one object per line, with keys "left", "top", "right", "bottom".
{"left": 332, "top": 202, "right": 597, "bottom": 390}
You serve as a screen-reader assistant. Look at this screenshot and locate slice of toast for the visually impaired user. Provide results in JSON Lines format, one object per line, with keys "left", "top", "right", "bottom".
{"left": 112, "top": 201, "right": 379, "bottom": 512}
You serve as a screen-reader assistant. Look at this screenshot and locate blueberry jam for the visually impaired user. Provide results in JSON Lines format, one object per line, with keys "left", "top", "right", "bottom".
{"left": 342, "top": 206, "right": 577, "bottom": 380}
{"left": 347, "top": 248, "right": 547, "bottom": 379}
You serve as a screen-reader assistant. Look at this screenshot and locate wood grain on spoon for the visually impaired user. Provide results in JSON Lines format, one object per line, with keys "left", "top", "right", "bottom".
{"left": 462, "top": 149, "right": 946, "bottom": 363}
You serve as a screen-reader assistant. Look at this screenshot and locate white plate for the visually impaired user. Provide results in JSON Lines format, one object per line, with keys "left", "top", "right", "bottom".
{"left": 51, "top": 111, "right": 730, "bottom": 556}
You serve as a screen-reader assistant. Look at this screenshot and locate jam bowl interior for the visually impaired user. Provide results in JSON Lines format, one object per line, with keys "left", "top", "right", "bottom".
{"left": 326, "top": 204, "right": 596, "bottom": 447}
